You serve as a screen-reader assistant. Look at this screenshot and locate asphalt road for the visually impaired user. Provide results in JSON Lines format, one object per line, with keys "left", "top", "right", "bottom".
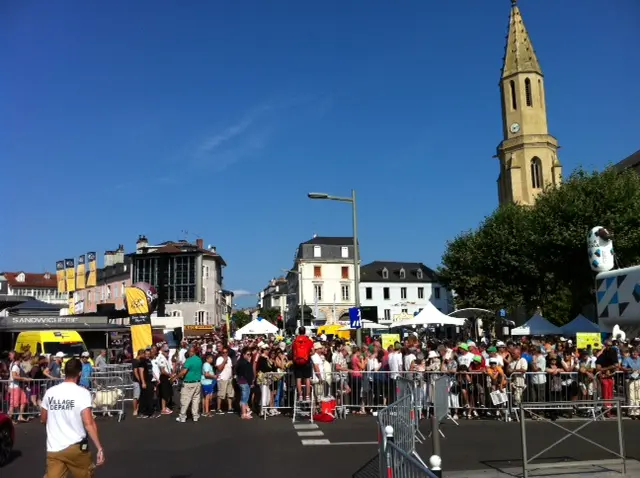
{"left": 4, "top": 412, "right": 640, "bottom": 477}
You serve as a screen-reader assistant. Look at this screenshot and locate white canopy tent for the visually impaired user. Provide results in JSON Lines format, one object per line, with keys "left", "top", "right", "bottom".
{"left": 393, "top": 301, "right": 466, "bottom": 328}
{"left": 338, "top": 319, "right": 389, "bottom": 331}
{"left": 511, "top": 313, "right": 562, "bottom": 336}
{"left": 234, "top": 317, "right": 278, "bottom": 339}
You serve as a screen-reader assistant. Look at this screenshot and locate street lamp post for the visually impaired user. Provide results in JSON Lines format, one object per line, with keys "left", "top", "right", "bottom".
{"left": 308, "top": 189, "right": 362, "bottom": 346}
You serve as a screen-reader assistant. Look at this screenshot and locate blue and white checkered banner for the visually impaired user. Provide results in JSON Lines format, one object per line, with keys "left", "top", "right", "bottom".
{"left": 349, "top": 307, "right": 362, "bottom": 329}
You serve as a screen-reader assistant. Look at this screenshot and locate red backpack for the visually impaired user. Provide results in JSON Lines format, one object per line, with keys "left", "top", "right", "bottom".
{"left": 292, "top": 336, "right": 312, "bottom": 365}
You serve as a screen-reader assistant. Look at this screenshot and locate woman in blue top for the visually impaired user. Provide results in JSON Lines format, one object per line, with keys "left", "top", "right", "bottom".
{"left": 201, "top": 354, "right": 217, "bottom": 417}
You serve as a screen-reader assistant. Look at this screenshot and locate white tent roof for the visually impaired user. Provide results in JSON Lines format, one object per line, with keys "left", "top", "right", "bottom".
{"left": 393, "top": 301, "right": 466, "bottom": 327}
{"left": 511, "top": 313, "right": 562, "bottom": 336}
{"left": 235, "top": 317, "right": 278, "bottom": 338}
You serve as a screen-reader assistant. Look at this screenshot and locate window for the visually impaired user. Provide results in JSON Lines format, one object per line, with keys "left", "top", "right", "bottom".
{"left": 538, "top": 79, "right": 544, "bottom": 106}
{"left": 418, "top": 287, "right": 424, "bottom": 299}
{"left": 400, "top": 287, "right": 407, "bottom": 299}
{"left": 170, "top": 310, "right": 182, "bottom": 317}
{"left": 399, "top": 268, "right": 405, "bottom": 279}
{"left": 166, "top": 256, "right": 197, "bottom": 302}
{"left": 341, "top": 284, "right": 350, "bottom": 301}
{"left": 434, "top": 287, "right": 441, "bottom": 299}
{"left": 416, "top": 269, "right": 423, "bottom": 280}
{"left": 510, "top": 80, "right": 517, "bottom": 110}
{"left": 382, "top": 268, "right": 389, "bottom": 279}
{"left": 531, "top": 157, "right": 543, "bottom": 189}
{"left": 341, "top": 266, "right": 349, "bottom": 279}
{"left": 314, "top": 266, "right": 322, "bottom": 278}
{"left": 314, "top": 284, "right": 323, "bottom": 302}
{"left": 341, "top": 246, "right": 349, "bottom": 258}
{"left": 365, "top": 287, "right": 373, "bottom": 300}
{"left": 202, "top": 286, "right": 207, "bottom": 304}
{"left": 313, "top": 245, "right": 321, "bottom": 258}
{"left": 524, "top": 77, "right": 533, "bottom": 107}
{"left": 383, "top": 287, "right": 390, "bottom": 300}
{"left": 402, "top": 308, "right": 408, "bottom": 313}
{"left": 121, "top": 282, "right": 125, "bottom": 297}
{"left": 106, "top": 285, "right": 111, "bottom": 299}
{"left": 195, "top": 310, "right": 209, "bottom": 325}
{"left": 384, "top": 309, "right": 391, "bottom": 321}
{"left": 203, "top": 265, "right": 210, "bottom": 279}
{"left": 16, "top": 273, "right": 25, "bottom": 282}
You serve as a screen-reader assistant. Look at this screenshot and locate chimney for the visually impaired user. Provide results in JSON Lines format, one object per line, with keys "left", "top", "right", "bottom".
{"left": 196, "top": 238, "right": 204, "bottom": 249}
{"left": 136, "top": 235, "right": 148, "bottom": 253}
{"left": 104, "top": 251, "right": 114, "bottom": 267}
{"left": 113, "top": 245, "right": 125, "bottom": 264}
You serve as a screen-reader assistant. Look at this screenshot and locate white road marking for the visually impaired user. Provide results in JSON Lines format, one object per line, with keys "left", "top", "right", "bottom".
{"left": 297, "top": 430, "right": 325, "bottom": 437}
{"left": 294, "top": 423, "right": 319, "bottom": 430}
{"left": 301, "top": 439, "right": 331, "bottom": 445}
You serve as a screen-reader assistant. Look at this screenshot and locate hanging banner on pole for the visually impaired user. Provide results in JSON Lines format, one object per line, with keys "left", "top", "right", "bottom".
{"left": 125, "top": 283, "right": 158, "bottom": 353}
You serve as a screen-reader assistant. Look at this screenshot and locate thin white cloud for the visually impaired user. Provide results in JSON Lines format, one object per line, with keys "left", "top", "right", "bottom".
{"left": 231, "top": 289, "right": 254, "bottom": 297}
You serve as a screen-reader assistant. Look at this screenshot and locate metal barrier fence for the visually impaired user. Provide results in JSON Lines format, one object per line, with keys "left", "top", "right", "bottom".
{"left": 1, "top": 373, "right": 130, "bottom": 422}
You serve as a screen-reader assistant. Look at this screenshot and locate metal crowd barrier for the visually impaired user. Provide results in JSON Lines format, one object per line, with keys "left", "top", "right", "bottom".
{"left": 256, "top": 368, "right": 640, "bottom": 421}
{"left": 90, "top": 376, "right": 126, "bottom": 422}
{"left": 91, "top": 363, "right": 135, "bottom": 402}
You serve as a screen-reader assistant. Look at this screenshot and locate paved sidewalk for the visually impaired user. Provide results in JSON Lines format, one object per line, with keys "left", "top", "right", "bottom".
{"left": 445, "top": 459, "right": 640, "bottom": 478}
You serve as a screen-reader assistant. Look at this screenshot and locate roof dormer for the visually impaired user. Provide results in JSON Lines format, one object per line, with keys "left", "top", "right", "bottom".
{"left": 16, "top": 272, "right": 25, "bottom": 283}
{"left": 416, "top": 269, "right": 423, "bottom": 280}
{"left": 381, "top": 267, "right": 389, "bottom": 279}
{"left": 399, "top": 268, "right": 406, "bottom": 279}
{"left": 44, "top": 272, "right": 51, "bottom": 280}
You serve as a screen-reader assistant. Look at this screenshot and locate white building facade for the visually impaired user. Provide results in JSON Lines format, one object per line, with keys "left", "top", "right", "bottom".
{"left": 0, "top": 272, "right": 67, "bottom": 305}
{"left": 359, "top": 261, "right": 453, "bottom": 325}
{"left": 286, "top": 237, "right": 356, "bottom": 326}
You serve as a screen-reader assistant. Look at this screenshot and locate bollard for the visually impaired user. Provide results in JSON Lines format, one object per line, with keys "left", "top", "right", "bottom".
{"left": 429, "top": 455, "right": 442, "bottom": 478}
{"left": 385, "top": 426, "right": 394, "bottom": 478}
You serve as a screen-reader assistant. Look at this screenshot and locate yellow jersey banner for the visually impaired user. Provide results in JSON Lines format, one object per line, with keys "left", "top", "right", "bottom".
{"left": 76, "top": 255, "right": 86, "bottom": 290}
{"left": 86, "top": 252, "right": 97, "bottom": 287}
{"left": 56, "top": 261, "right": 66, "bottom": 293}
{"left": 68, "top": 295, "right": 75, "bottom": 315}
{"left": 125, "top": 287, "right": 150, "bottom": 316}
{"left": 381, "top": 333, "right": 401, "bottom": 350}
{"left": 65, "top": 259, "right": 76, "bottom": 292}
{"left": 576, "top": 332, "right": 602, "bottom": 350}
{"left": 131, "top": 324, "right": 152, "bottom": 353}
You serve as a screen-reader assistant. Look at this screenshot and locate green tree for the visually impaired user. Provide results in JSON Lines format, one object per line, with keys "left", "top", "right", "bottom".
{"left": 438, "top": 167, "right": 640, "bottom": 325}
{"left": 292, "top": 305, "right": 314, "bottom": 327}
{"left": 232, "top": 310, "right": 251, "bottom": 329}
{"left": 258, "top": 307, "right": 281, "bottom": 324}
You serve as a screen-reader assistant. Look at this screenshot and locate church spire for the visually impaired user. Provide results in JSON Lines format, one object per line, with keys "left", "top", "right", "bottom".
{"left": 501, "top": 1, "right": 542, "bottom": 78}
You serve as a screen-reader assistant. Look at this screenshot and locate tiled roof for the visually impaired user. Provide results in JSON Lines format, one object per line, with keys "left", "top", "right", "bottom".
{"left": 302, "top": 237, "right": 357, "bottom": 246}
{"left": 3, "top": 272, "right": 57, "bottom": 288}
{"left": 359, "top": 261, "right": 439, "bottom": 283}
{"left": 135, "top": 241, "right": 227, "bottom": 266}
{"left": 613, "top": 150, "right": 640, "bottom": 172}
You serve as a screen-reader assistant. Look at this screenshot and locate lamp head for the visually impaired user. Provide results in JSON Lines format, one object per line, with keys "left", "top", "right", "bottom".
{"left": 307, "top": 192, "right": 329, "bottom": 199}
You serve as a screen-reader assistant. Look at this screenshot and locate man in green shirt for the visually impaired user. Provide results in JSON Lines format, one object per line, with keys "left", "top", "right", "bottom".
{"left": 176, "top": 346, "right": 203, "bottom": 423}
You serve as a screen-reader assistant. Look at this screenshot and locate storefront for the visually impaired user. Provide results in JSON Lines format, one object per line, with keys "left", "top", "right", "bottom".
{"left": 183, "top": 325, "right": 214, "bottom": 339}
{"left": 0, "top": 315, "right": 129, "bottom": 352}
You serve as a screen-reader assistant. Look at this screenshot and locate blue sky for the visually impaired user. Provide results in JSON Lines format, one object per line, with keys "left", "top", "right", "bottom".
{"left": 2, "top": 0, "right": 639, "bottom": 306}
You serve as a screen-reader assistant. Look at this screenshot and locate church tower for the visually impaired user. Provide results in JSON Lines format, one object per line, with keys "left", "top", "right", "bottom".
{"left": 496, "top": 1, "right": 562, "bottom": 206}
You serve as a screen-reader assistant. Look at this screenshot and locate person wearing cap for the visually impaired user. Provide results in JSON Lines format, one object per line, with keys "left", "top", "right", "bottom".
{"left": 78, "top": 352, "right": 93, "bottom": 389}
{"left": 45, "top": 352, "right": 65, "bottom": 380}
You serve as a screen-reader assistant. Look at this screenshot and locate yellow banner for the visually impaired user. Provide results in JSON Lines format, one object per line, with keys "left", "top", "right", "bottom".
{"left": 381, "top": 333, "right": 401, "bottom": 350}
{"left": 131, "top": 323, "right": 152, "bottom": 353}
{"left": 76, "top": 255, "right": 86, "bottom": 290}
{"left": 125, "top": 287, "right": 149, "bottom": 315}
{"left": 65, "top": 258, "right": 76, "bottom": 292}
{"left": 56, "top": 261, "right": 66, "bottom": 293}
{"left": 68, "top": 295, "right": 75, "bottom": 315}
{"left": 86, "top": 252, "right": 97, "bottom": 287}
{"left": 576, "top": 332, "right": 602, "bottom": 350}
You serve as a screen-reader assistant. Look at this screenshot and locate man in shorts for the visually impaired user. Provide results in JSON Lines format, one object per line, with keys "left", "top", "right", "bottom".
{"left": 292, "top": 327, "right": 314, "bottom": 400}
{"left": 215, "top": 347, "right": 235, "bottom": 414}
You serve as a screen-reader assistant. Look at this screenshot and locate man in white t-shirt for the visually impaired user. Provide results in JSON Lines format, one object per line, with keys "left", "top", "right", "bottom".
{"left": 41, "top": 357, "right": 105, "bottom": 476}
{"left": 215, "top": 347, "right": 234, "bottom": 414}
